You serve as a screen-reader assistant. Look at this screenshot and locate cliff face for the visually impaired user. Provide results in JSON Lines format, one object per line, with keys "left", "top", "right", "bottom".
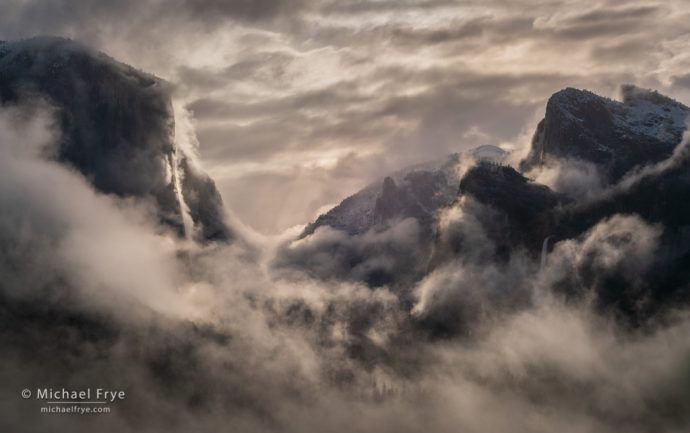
{"left": 520, "top": 86, "right": 690, "bottom": 182}
{"left": 458, "top": 162, "right": 564, "bottom": 254}
{"left": 0, "top": 37, "right": 231, "bottom": 241}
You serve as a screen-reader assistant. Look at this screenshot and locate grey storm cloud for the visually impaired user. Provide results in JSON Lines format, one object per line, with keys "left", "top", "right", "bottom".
{"left": 1, "top": 0, "right": 309, "bottom": 35}
{"left": 319, "top": 0, "right": 458, "bottom": 15}
{"left": 533, "top": 4, "right": 667, "bottom": 40}
{"left": 190, "top": 68, "right": 572, "bottom": 171}
{"left": 3, "top": 0, "right": 686, "bottom": 233}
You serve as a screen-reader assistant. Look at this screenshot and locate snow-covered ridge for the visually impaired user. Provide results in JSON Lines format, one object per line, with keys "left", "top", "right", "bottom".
{"left": 301, "top": 145, "right": 507, "bottom": 237}
{"left": 614, "top": 85, "right": 689, "bottom": 143}
{"left": 548, "top": 86, "right": 689, "bottom": 151}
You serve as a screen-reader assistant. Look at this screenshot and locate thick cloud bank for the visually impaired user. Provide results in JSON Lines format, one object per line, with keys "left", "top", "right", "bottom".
{"left": 1, "top": 100, "right": 690, "bottom": 433}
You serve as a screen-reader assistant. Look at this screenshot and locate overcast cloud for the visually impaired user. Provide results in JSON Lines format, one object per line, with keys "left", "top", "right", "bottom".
{"left": 3, "top": 0, "right": 690, "bottom": 233}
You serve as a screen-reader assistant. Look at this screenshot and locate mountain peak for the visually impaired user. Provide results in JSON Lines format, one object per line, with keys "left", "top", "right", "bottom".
{"left": 551, "top": 87, "right": 606, "bottom": 102}
{"left": 2, "top": 35, "right": 87, "bottom": 51}
{"left": 471, "top": 144, "right": 508, "bottom": 162}
{"left": 520, "top": 86, "right": 689, "bottom": 182}
{"left": 0, "top": 37, "right": 231, "bottom": 242}
{"left": 301, "top": 153, "right": 464, "bottom": 237}
{"left": 381, "top": 176, "right": 397, "bottom": 192}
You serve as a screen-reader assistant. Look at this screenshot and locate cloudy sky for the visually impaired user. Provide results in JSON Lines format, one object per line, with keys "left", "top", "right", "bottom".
{"left": 4, "top": 0, "right": 690, "bottom": 233}
{"left": 4, "top": 4, "right": 690, "bottom": 432}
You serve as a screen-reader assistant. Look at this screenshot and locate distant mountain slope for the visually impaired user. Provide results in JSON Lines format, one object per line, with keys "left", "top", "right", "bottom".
{"left": 302, "top": 146, "right": 507, "bottom": 237}
{"left": 0, "top": 37, "right": 231, "bottom": 241}
{"left": 276, "top": 147, "right": 508, "bottom": 290}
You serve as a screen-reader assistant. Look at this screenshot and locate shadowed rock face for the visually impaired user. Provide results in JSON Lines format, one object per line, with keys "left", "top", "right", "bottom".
{"left": 0, "top": 36, "right": 231, "bottom": 242}
{"left": 459, "top": 162, "right": 564, "bottom": 255}
{"left": 373, "top": 173, "right": 446, "bottom": 232}
{"left": 520, "top": 86, "right": 690, "bottom": 182}
{"left": 179, "top": 156, "right": 233, "bottom": 241}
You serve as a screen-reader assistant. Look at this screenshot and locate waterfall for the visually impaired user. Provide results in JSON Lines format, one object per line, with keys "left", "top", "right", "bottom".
{"left": 170, "top": 101, "right": 199, "bottom": 242}
{"left": 540, "top": 236, "right": 552, "bottom": 271}
{"left": 169, "top": 152, "right": 194, "bottom": 241}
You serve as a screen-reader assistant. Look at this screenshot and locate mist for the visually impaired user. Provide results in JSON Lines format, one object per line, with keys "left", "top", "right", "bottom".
{"left": 0, "top": 100, "right": 689, "bottom": 432}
